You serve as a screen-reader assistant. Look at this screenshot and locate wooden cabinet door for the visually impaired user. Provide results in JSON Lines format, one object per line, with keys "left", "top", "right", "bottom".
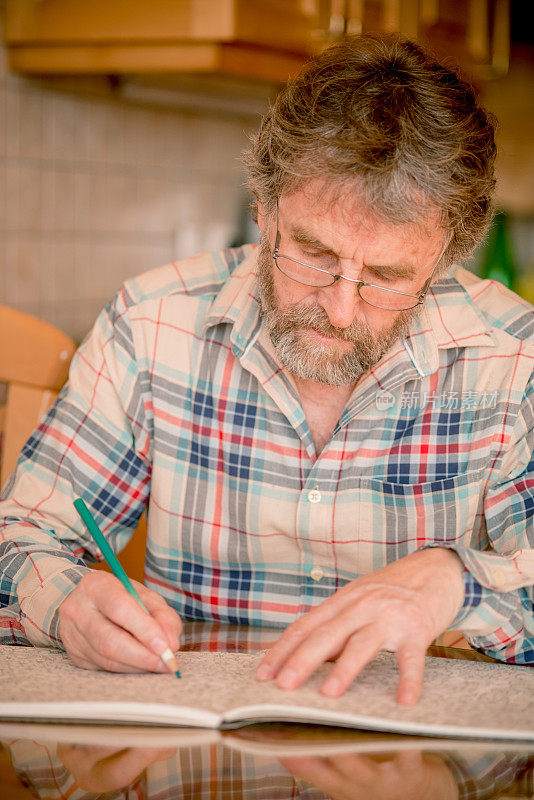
{"left": 2, "top": 0, "right": 323, "bottom": 78}
{"left": 3, "top": 0, "right": 324, "bottom": 52}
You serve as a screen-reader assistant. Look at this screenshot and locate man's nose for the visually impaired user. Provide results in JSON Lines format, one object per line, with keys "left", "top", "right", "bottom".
{"left": 318, "top": 277, "right": 361, "bottom": 329}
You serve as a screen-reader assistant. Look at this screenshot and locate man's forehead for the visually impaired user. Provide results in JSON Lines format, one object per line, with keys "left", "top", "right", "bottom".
{"left": 280, "top": 180, "right": 441, "bottom": 237}
{"left": 280, "top": 187, "right": 443, "bottom": 251}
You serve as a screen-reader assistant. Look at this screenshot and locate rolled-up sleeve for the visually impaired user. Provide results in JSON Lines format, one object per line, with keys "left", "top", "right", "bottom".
{"left": 446, "top": 371, "right": 534, "bottom": 664}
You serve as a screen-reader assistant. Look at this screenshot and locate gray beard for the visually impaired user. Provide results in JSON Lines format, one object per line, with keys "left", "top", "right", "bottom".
{"left": 256, "top": 236, "right": 420, "bottom": 386}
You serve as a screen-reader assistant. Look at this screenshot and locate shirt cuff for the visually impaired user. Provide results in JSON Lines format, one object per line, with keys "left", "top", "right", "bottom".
{"left": 19, "top": 562, "right": 91, "bottom": 648}
{"left": 450, "top": 567, "right": 486, "bottom": 627}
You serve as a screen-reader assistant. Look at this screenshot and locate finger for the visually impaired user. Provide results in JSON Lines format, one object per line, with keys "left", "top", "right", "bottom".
{"left": 273, "top": 616, "right": 364, "bottom": 691}
{"left": 395, "top": 749, "right": 424, "bottom": 771}
{"left": 279, "top": 756, "right": 347, "bottom": 794}
{"left": 396, "top": 640, "right": 427, "bottom": 705}
{"left": 331, "top": 753, "right": 380, "bottom": 783}
{"left": 93, "top": 746, "right": 175, "bottom": 791}
{"left": 275, "top": 608, "right": 386, "bottom": 692}
{"left": 256, "top": 592, "right": 362, "bottom": 683}
{"left": 90, "top": 580, "right": 176, "bottom": 664}
{"left": 71, "top": 651, "right": 168, "bottom": 674}
{"left": 319, "top": 624, "right": 385, "bottom": 697}
{"left": 135, "top": 586, "right": 182, "bottom": 652}
{"left": 74, "top": 611, "right": 171, "bottom": 673}
{"left": 256, "top": 584, "right": 362, "bottom": 681}
{"left": 148, "top": 608, "right": 181, "bottom": 654}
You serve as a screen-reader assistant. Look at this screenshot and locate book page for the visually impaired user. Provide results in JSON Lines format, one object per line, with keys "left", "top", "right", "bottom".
{"left": 0, "top": 646, "right": 532, "bottom": 740}
{"left": 0, "top": 647, "right": 259, "bottom": 726}
{"left": 221, "top": 651, "right": 534, "bottom": 740}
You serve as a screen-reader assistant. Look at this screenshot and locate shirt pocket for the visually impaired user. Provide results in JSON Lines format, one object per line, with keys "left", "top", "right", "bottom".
{"left": 348, "top": 469, "right": 485, "bottom": 574}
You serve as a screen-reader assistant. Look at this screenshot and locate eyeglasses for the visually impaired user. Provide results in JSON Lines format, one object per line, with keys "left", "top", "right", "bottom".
{"left": 271, "top": 201, "right": 443, "bottom": 311}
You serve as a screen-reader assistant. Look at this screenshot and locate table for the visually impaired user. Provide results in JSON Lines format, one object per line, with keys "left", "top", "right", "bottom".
{"left": 0, "top": 622, "right": 532, "bottom": 799}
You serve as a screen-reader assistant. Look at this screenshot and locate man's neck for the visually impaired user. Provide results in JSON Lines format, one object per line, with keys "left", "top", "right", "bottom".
{"left": 292, "top": 375, "right": 357, "bottom": 455}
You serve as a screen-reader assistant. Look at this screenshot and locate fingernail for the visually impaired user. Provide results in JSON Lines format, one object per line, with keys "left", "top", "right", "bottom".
{"left": 277, "top": 668, "right": 298, "bottom": 689}
{"left": 321, "top": 677, "right": 341, "bottom": 696}
{"left": 255, "top": 663, "right": 273, "bottom": 681}
{"left": 149, "top": 636, "right": 168, "bottom": 655}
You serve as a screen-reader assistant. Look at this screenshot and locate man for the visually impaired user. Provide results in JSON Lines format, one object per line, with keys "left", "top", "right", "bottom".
{"left": 0, "top": 34, "right": 532, "bottom": 705}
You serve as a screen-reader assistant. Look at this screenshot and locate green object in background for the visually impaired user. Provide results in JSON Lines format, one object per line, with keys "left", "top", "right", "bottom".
{"left": 479, "top": 211, "right": 518, "bottom": 291}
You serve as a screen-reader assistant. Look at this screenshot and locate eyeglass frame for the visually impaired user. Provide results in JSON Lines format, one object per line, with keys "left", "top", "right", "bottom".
{"left": 271, "top": 200, "right": 448, "bottom": 311}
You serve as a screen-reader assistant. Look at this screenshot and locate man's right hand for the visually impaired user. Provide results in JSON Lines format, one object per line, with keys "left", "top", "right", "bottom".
{"left": 58, "top": 571, "right": 182, "bottom": 673}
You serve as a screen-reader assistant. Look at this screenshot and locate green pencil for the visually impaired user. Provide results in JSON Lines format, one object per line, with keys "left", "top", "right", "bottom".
{"left": 73, "top": 498, "right": 180, "bottom": 678}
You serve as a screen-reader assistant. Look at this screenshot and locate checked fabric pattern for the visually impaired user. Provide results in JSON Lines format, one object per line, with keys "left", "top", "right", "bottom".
{"left": 0, "top": 245, "right": 533, "bottom": 662}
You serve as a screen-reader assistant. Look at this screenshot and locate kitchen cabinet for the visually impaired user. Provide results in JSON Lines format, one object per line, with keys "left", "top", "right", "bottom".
{"left": 1, "top": 0, "right": 326, "bottom": 82}
{"left": 2, "top": 1, "right": 513, "bottom": 84}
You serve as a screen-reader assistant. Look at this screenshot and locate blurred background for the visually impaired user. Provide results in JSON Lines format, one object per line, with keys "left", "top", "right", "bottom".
{"left": 1, "top": 0, "right": 533, "bottom": 342}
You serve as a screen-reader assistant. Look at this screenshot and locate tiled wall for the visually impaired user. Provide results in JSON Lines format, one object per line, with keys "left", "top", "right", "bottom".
{"left": 0, "top": 45, "right": 260, "bottom": 341}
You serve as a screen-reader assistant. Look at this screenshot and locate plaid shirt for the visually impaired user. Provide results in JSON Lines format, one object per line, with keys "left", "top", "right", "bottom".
{"left": 0, "top": 245, "right": 533, "bottom": 662}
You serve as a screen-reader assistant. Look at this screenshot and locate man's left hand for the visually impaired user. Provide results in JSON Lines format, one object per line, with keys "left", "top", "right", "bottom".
{"left": 255, "top": 548, "right": 465, "bottom": 705}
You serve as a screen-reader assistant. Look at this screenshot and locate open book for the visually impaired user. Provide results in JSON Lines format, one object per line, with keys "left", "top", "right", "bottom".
{"left": 0, "top": 646, "right": 532, "bottom": 741}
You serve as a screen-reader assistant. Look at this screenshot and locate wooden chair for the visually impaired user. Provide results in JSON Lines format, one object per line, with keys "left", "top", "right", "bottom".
{"left": 0, "top": 303, "right": 147, "bottom": 583}
{"left": 0, "top": 303, "right": 76, "bottom": 488}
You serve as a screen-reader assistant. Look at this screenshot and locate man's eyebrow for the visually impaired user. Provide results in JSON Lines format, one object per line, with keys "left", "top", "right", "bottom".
{"left": 290, "top": 225, "right": 338, "bottom": 257}
{"left": 289, "top": 225, "right": 418, "bottom": 280}
{"left": 365, "top": 262, "right": 418, "bottom": 280}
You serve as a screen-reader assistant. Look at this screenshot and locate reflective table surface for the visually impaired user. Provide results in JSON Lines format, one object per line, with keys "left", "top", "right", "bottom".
{"left": 1, "top": 622, "right": 532, "bottom": 800}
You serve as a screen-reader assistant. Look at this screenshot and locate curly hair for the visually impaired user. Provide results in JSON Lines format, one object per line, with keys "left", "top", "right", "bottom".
{"left": 243, "top": 34, "right": 497, "bottom": 269}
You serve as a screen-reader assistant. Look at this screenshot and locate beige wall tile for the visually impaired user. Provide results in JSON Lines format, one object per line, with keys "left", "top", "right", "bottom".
{"left": 4, "top": 240, "right": 47, "bottom": 309}
{"left": 5, "top": 164, "right": 43, "bottom": 232}
{"left": 0, "top": 37, "right": 8, "bottom": 83}
{"left": 39, "top": 240, "right": 76, "bottom": 304}
{"left": 0, "top": 85, "right": 6, "bottom": 157}
{"left": 192, "top": 115, "right": 251, "bottom": 175}
{"left": 74, "top": 239, "right": 171, "bottom": 309}
{"left": 74, "top": 172, "right": 141, "bottom": 234}
{"left": 40, "top": 91, "right": 81, "bottom": 162}
{"left": 5, "top": 87, "right": 19, "bottom": 159}
{"left": 138, "top": 176, "right": 183, "bottom": 233}
{"left": 9, "top": 87, "right": 45, "bottom": 160}
{"left": 40, "top": 169, "right": 77, "bottom": 232}
{"left": 0, "top": 162, "right": 6, "bottom": 233}
{"left": 76, "top": 100, "right": 111, "bottom": 164}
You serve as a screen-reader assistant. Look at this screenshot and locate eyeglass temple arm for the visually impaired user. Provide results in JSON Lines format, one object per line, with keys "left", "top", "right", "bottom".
{"left": 273, "top": 200, "right": 281, "bottom": 255}
{"left": 417, "top": 243, "right": 448, "bottom": 302}
{"left": 418, "top": 274, "right": 434, "bottom": 301}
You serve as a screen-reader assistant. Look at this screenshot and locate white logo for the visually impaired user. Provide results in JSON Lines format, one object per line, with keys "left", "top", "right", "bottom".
{"left": 375, "top": 391, "right": 396, "bottom": 410}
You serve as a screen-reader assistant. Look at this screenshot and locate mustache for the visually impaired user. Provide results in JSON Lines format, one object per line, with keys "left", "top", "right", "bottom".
{"left": 270, "top": 302, "right": 371, "bottom": 344}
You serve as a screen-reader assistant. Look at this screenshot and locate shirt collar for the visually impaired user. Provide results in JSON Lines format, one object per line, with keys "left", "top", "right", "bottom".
{"left": 403, "top": 270, "right": 495, "bottom": 377}
{"left": 203, "top": 246, "right": 262, "bottom": 357}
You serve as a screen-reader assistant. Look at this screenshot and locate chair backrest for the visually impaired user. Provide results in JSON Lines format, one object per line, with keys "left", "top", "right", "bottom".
{"left": 0, "top": 304, "right": 76, "bottom": 488}
{"left": 0, "top": 304, "right": 148, "bottom": 582}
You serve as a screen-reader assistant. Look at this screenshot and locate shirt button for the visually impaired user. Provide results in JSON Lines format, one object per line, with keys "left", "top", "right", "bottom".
{"left": 310, "top": 566, "right": 324, "bottom": 581}
{"left": 307, "top": 489, "right": 321, "bottom": 503}
{"left": 492, "top": 569, "right": 506, "bottom": 586}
